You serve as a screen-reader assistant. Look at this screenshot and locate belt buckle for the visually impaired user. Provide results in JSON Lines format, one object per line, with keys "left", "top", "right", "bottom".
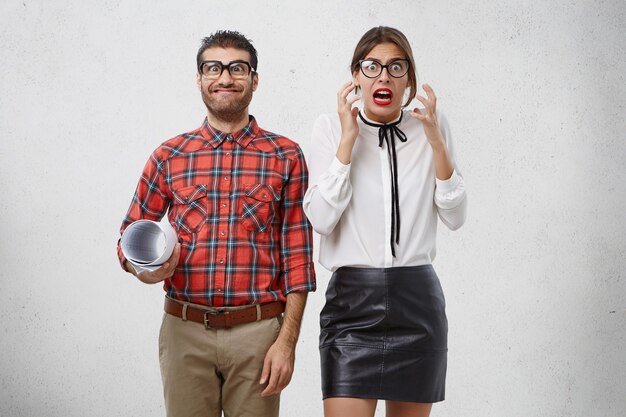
{"left": 203, "top": 309, "right": 221, "bottom": 329}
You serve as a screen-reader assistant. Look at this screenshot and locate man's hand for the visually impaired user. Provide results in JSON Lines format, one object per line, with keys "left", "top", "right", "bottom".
{"left": 125, "top": 243, "right": 181, "bottom": 284}
{"left": 258, "top": 292, "right": 307, "bottom": 397}
{"left": 259, "top": 338, "right": 295, "bottom": 397}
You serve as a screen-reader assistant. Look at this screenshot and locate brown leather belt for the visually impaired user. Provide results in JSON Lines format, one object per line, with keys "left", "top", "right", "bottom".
{"left": 164, "top": 297, "right": 285, "bottom": 329}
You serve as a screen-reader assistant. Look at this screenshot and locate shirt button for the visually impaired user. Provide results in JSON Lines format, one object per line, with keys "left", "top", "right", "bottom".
{"left": 217, "top": 288, "right": 223, "bottom": 292}
{"left": 219, "top": 259, "right": 224, "bottom": 264}
{"left": 220, "top": 231, "right": 226, "bottom": 236}
{"left": 226, "top": 152, "right": 231, "bottom": 156}
{"left": 222, "top": 202, "right": 227, "bottom": 208}
{"left": 262, "top": 193, "right": 267, "bottom": 198}
{"left": 224, "top": 176, "right": 229, "bottom": 181}
{"left": 226, "top": 135, "right": 233, "bottom": 141}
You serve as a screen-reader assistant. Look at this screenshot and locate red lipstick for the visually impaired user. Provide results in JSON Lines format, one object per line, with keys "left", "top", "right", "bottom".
{"left": 372, "top": 88, "right": 393, "bottom": 106}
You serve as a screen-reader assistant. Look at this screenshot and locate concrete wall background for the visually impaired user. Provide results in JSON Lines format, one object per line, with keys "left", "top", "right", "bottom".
{"left": 1, "top": 0, "right": 624, "bottom": 416}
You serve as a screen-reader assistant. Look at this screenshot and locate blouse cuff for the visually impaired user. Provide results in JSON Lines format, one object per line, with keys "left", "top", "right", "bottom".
{"left": 435, "top": 169, "right": 461, "bottom": 193}
{"left": 328, "top": 157, "right": 351, "bottom": 176}
{"left": 317, "top": 157, "right": 352, "bottom": 207}
{"left": 434, "top": 169, "right": 466, "bottom": 208}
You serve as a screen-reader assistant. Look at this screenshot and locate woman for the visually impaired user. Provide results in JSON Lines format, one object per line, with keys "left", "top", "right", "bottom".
{"left": 303, "top": 26, "right": 467, "bottom": 417}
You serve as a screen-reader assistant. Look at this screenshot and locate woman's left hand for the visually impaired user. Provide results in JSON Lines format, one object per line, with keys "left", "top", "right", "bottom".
{"left": 410, "top": 84, "right": 445, "bottom": 149}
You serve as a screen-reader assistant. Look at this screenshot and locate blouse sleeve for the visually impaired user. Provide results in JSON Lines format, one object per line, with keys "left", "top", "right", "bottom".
{"left": 434, "top": 112, "right": 468, "bottom": 231}
{"left": 303, "top": 115, "right": 352, "bottom": 236}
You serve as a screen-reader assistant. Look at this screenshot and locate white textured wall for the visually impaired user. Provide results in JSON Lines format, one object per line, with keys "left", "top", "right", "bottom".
{"left": 1, "top": 1, "right": 625, "bottom": 416}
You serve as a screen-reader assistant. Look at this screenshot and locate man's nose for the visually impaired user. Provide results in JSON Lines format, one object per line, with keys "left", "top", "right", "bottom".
{"left": 217, "top": 67, "right": 234, "bottom": 84}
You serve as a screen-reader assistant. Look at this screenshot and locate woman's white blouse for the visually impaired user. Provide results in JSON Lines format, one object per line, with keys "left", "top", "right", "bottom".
{"left": 303, "top": 110, "right": 467, "bottom": 272}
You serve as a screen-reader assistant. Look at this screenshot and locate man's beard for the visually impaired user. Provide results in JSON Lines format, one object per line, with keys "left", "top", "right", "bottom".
{"left": 201, "top": 87, "right": 253, "bottom": 124}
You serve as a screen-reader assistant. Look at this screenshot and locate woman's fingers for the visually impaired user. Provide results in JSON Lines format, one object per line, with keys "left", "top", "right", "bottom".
{"left": 423, "top": 83, "right": 436, "bottom": 102}
{"left": 337, "top": 81, "right": 360, "bottom": 130}
{"left": 347, "top": 94, "right": 361, "bottom": 107}
{"left": 412, "top": 96, "right": 432, "bottom": 120}
{"left": 422, "top": 84, "right": 437, "bottom": 112}
{"left": 410, "top": 108, "right": 425, "bottom": 120}
{"left": 338, "top": 81, "right": 355, "bottom": 99}
{"left": 336, "top": 81, "right": 361, "bottom": 147}
{"left": 337, "top": 81, "right": 357, "bottom": 107}
{"left": 415, "top": 94, "right": 429, "bottom": 108}
{"left": 337, "top": 81, "right": 349, "bottom": 97}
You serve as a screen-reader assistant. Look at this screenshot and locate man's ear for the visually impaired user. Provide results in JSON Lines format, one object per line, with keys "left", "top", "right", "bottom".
{"left": 252, "top": 72, "right": 259, "bottom": 92}
{"left": 196, "top": 72, "right": 202, "bottom": 89}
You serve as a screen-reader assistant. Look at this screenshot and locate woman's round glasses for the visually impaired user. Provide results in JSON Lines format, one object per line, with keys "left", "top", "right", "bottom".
{"left": 199, "top": 60, "right": 255, "bottom": 79}
{"left": 358, "top": 59, "right": 410, "bottom": 78}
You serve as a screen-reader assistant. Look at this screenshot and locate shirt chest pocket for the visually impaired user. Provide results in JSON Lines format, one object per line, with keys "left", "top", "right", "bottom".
{"left": 240, "top": 183, "right": 281, "bottom": 233}
{"left": 171, "top": 184, "right": 208, "bottom": 234}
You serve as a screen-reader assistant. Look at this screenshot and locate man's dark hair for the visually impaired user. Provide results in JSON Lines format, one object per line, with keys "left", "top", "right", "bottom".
{"left": 196, "top": 30, "right": 258, "bottom": 72}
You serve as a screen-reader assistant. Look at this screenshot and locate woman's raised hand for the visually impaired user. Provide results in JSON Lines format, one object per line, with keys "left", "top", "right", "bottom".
{"left": 337, "top": 81, "right": 361, "bottom": 143}
{"left": 336, "top": 81, "right": 361, "bottom": 164}
{"left": 410, "top": 84, "right": 445, "bottom": 148}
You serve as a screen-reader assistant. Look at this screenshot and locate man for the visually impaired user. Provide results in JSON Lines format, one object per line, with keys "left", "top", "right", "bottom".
{"left": 117, "top": 30, "right": 316, "bottom": 417}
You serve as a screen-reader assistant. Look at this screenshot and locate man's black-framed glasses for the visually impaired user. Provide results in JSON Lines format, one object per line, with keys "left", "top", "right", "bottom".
{"left": 199, "top": 60, "right": 255, "bottom": 79}
{"left": 358, "top": 59, "right": 410, "bottom": 78}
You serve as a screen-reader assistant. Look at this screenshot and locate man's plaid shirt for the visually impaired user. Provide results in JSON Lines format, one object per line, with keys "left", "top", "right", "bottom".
{"left": 118, "top": 117, "right": 316, "bottom": 307}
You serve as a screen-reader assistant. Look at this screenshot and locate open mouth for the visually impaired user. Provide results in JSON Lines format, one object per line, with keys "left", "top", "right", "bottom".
{"left": 373, "top": 88, "right": 393, "bottom": 106}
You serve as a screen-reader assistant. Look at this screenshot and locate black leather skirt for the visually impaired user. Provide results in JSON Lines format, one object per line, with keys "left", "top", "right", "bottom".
{"left": 319, "top": 265, "right": 448, "bottom": 403}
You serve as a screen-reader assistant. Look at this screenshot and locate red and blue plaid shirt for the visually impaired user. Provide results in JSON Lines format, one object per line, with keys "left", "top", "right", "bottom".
{"left": 117, "top": 117, "right": 316, "bottom": 307}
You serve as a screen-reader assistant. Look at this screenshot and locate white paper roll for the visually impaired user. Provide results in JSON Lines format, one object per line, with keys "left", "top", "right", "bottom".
{"left": 121, "top": 220, "right": 177, "bottom": 272}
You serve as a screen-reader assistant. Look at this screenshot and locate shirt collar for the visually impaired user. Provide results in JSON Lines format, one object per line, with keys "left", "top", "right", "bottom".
{"left": 358, "top": 110, "right": 403, "bottom": 132}
{"left": 199, "top": 116, "right": 259, "bottom": 149}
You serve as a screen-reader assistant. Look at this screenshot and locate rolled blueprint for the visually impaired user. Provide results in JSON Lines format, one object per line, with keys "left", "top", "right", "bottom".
{"left": 121, "top": 220, "right": 177, "bottom": 272}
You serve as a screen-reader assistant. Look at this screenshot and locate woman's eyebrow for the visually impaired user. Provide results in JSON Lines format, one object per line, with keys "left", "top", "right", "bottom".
{"left": 363, "top": 56, "right": 405, "bottom": 62}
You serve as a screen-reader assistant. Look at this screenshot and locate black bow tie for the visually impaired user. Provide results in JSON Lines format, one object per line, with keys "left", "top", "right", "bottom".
{"left": 358, "top": 111, "right": 408, "bottom": 257}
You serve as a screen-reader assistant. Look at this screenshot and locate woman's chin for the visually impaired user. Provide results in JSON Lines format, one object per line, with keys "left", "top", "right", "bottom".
{"left": 364, "top": 104, "right": 402, "bottom": 123}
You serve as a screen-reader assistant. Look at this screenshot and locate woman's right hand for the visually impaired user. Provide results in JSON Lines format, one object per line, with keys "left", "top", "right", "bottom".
{"left": 336, "top": 81, "right": 361, "bottom": 164}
